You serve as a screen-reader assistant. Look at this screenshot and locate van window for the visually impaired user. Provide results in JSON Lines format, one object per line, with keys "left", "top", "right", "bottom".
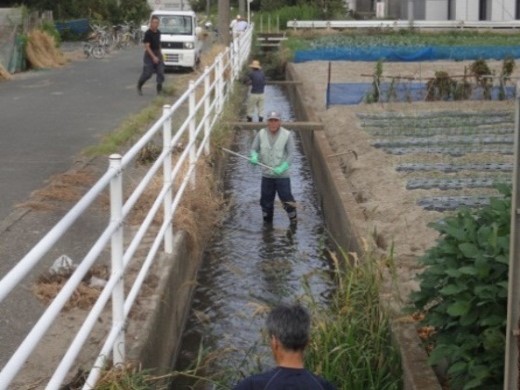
{"left": 159, "top": 15, "right": 193, "bottom": 35}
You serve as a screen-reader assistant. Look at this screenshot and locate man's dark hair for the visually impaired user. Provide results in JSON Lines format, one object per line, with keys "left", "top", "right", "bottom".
{"left": 266, "top": 304, "right": 310, "bottom": 351}
{"left": 151, "top": 15, "right": 160, "bottom": 21}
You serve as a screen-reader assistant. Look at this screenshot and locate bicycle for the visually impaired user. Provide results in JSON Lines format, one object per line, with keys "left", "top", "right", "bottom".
{"left": 83, "top": 41, "right": 105, "bottom": 59}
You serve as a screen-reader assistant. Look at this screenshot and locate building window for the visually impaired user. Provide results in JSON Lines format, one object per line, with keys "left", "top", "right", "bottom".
{"left": 479, "top": 0, "right": 488, "bottom": 20}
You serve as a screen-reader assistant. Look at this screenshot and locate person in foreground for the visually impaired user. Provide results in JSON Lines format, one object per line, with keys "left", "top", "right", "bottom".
{"left": 233, "top": 304, "right": 336, "bottom": 390}
{"left": 250, "top": 111, "right": 297, "bottom": 225}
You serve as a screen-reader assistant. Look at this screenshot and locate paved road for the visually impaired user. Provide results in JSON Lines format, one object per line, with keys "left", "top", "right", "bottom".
{"left": 0, "top": 45, "right": 164, "bottom": 224}
{"left": 0, "top": 44, "right": 175, "bottom": 376}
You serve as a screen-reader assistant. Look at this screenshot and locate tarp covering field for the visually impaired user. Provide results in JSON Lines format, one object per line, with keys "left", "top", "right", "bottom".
{"left": 295, "top": 46, "right": 520, "bottom": 62}
{"left": 327, "top": 82, "right": 516, "bottom": 105}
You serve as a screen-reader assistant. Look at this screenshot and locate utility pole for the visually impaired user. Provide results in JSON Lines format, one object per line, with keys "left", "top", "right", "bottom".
{"left": 218, "top": 0, "right": 230, "bottom": 45}
{"left": 408, "top": 0, "right": 414, "bottom": 26}
{"left": 239, "top": 0, "right": 246, "bottom": 18}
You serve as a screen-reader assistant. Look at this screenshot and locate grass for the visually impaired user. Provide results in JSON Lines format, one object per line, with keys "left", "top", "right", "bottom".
{"left": 303, "top": 247, "right": 402, "bottom": 390}
{"left": 165, "top": 244, "right": 403, "bottom": 390}
{"left": 83, "top": 100, "right": 170, "bottom": 157}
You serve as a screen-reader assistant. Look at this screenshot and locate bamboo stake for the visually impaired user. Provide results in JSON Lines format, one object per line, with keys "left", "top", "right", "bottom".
{"left": 221, "top": 147, "right": 274, "bottom": 170}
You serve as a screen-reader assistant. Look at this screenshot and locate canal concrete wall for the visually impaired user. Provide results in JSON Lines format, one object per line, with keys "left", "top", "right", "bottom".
{"left": 128, "top": 231, "right": 194, "bottom": 373}
{"left": 285, "top": 64, "right": 363, "bottom": 256}
{"left": 285, "top": 63, "right": 442, "bottom": 390}
{"left": 126, "top": 142, "right": 232, "bottom": 377}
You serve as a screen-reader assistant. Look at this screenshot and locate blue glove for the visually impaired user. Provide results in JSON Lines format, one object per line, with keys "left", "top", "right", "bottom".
{"left": 273, "top": 161, "right": 289, "bottom": 176}
{"left": 250, "top": 151, "right": 259, "bottom": 165}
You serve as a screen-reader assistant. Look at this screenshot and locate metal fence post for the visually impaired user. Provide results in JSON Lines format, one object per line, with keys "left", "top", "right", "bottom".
{"left": 505, "top": 82, "right": 520, "bottom": 390}
{"left": 216, "top": 54, "right": 223, "bottom": 114}
{"left": 189, "top": 80, "right": 197, "bottom": 186}
{"left": 204, "top": 68, "right": 211, "bottom": 156}
{"left": 162, "top": 105, "right": 174, "bottom": 254}
{"left": 109, "top": 154, "right": 125, "bottom": 366}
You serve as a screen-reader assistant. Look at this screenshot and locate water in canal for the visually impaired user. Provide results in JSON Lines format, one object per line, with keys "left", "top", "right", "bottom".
{"left": 172, "top": 85, "right": 334, "bottom": 387}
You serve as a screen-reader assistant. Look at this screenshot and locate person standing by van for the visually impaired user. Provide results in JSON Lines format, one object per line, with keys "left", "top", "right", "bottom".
{"left": 137, "top": 15, "right": 165, "bottom": 96}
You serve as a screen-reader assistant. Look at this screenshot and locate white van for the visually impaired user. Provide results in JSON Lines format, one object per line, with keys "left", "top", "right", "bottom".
{"left": 146, "top": 10, "right": 201, "bottom": 70}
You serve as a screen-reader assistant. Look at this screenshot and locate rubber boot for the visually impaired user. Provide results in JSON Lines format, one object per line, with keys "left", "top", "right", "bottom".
{"left": 156, "top": 83, "right": 163, "bottom": 95}
{"left": 137, "top": 82, "right": 143, "bottom": 96}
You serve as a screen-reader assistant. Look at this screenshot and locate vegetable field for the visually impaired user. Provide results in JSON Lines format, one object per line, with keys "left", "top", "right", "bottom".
{"left": 358, "top": 110, "right": 514, "bottom": 211}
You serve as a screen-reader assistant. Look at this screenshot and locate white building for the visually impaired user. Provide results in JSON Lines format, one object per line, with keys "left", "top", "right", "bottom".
{"left": 353, "top": 0, "right": 520, "bottom": 20}
{"left": 400, "top": 0, "right": 517, "bottom": 20}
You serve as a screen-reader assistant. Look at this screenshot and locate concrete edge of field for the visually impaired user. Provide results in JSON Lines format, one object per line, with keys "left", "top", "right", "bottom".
{"left": 286, "top": 63, "right": 443, "bottom": 390}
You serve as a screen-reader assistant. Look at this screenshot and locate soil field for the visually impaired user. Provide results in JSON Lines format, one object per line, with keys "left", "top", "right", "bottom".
{"left": 292, "top": 60, "right": 519, "bottom": 304}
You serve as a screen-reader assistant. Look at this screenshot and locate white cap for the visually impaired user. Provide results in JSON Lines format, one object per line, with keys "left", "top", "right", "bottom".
{"left": 267, "top": 111, "right": 281, "bottom": 120}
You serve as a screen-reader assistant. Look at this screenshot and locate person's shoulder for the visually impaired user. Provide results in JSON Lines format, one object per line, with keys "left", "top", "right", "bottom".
{"left": 312, "top": 373, "right": 336, "bottom": 390}
{"left": 232, "top": 369, "right": 275, "bottom": 390}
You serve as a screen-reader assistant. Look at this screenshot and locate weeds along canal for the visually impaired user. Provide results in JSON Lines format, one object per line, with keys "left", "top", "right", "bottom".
{"left": 171, "top": 85, "right": 335, "bottom": 387}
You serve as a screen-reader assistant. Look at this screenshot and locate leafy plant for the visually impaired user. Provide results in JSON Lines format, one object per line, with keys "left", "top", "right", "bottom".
{"left": 426, "top": 71, "right": 456, "bottom": 101}
{"left": 305, "top": 248, "right": 402, "bottom": 389}
{"left": 453, "top": 67, "right": 472, "bottom": 101}
{"left": 41, "top": 20, "right": 61, "bottom": 47}
{"left": 498, "top": 57, "right": 515, "bottom": 101}
{"left": 411, "top": 184, "right": 511, "bottom": 390}
{"left": 366, "top": 59, "right": 383, "bottom": 103}
{"left": 470, "top": 59, "right": 493, "bottom": 100}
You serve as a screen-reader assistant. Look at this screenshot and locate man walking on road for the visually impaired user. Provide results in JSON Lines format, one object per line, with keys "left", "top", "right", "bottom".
{"left": 137, "top": 15, "right": 164, "bottom": 96}
{"left": 250, "top": 111, "right": 297, "bottom": 225}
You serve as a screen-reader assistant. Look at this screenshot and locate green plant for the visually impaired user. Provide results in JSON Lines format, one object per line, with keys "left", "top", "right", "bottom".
{"left": 411, "top": 184, "right": 511, "bottom": 390}
{"left": 304, "top": 248, "right": 402, "bottom": 389}
{"left": 386, "top": 77, "right": 397, "bottom": 102}
{"left": 426, "top": 71, "right": 456, "bottom": 101}
{"left": 366, "top": 59, "right": 383, "bottom": 103}
{"left": 41, "top": 20, "right": 61, "bottom": 47}
{"left": 498, "top": 57, "right": 515, "bottom": 101}
{"left": 453, "top": 67, "right": 472, "bottom": 101}
{"left": 469, "top": 59, "right": 493, "bottom": 100}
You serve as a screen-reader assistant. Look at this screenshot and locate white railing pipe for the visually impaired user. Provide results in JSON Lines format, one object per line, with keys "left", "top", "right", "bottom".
{"left": 162, "top": 104, "right": 174, "bottom": 253}
{"left": 109, "top": 154, "right": 125, "bottom": 366}
{"left": 0, "top": 196, "right": 120, "bottom": 388}
{"left": 0, "top": 170, "right": 114, "bottom": 304}
{"left": 45, "top": 268, "right": 123, "bottom": 389}
{"left": 0, "top": 25, "right": 253, "bottom": 389}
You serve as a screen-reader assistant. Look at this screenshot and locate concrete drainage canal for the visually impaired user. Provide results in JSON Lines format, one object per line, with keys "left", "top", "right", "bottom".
{"left": 171, "top": 84, "right": 335, "bottom": 387}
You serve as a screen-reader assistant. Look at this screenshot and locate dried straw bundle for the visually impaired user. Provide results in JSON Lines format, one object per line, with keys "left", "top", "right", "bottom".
{"left": 25, "top": 29, "right": 66, "bottom": 69}
{"left": 0, "top": 63, "right": 12, "bottom": 80}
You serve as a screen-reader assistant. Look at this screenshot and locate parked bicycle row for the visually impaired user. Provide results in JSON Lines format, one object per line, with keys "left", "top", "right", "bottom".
{"left": 83, "top": 22, "right": 143, "bottom": 59}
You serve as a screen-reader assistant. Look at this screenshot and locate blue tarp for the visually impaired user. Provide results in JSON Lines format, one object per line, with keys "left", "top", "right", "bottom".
{"left": 55, "top": 19, "right": 89, "bottom": 35}
{"left": 327, "top": 82, "right": 516, "bottom": 105}
{"left": 295, "top": 46, "right": 520, "bottom": 62}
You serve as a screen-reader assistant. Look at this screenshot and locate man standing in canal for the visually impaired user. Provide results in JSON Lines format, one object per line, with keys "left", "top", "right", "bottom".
{"left": 233, "top": 303, "right": 336, "bottom": 389}
{"left": 250, "top": 111, "right": 297, "bottom": 225}
{"left": 137, "top": 15, "right": 165, "bottom": 96}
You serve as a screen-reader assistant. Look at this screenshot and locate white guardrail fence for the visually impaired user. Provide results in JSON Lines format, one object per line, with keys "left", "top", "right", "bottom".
{"left": 0, "top": 26, "right": 252, "bottom": 389}
{"left": 287, "top": 19, "right": 520, "bottom": 29}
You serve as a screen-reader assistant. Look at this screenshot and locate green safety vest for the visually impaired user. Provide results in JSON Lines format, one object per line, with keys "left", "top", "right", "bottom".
{"left": 258, "top": 127, "right": 290, "bottom": 177}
